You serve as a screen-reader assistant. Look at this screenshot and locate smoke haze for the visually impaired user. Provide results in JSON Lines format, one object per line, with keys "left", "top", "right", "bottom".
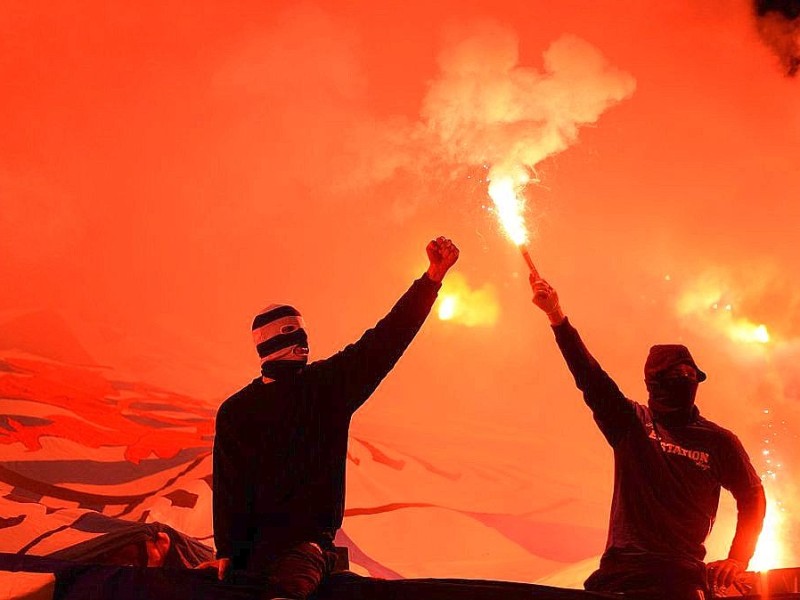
{"left": 1, "top": 0, "right": 799, "bottom": 577}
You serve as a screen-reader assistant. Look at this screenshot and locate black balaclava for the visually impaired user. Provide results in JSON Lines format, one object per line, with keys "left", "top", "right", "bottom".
{"left": 644, "top": 344, "right": 706, "bottom": 426}
{"left": 252, "top": 304, "right": 309, "bottom": 381}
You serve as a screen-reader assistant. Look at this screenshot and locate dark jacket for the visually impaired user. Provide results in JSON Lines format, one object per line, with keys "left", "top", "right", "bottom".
{"left": 213, "top": 274, "right": 440, "bottom": 569}
{"left": 551, "top": 319, "right": 765, "bottom": 592}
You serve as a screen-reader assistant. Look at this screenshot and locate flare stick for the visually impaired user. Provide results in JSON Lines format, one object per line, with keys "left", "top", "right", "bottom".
{"left": 520, "top": 246, "right": 540, "bottom": 280}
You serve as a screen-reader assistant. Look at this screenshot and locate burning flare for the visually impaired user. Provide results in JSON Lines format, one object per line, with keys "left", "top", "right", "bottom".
{"left": 487, "top": 167, "right": 530, "bottom": 247}
{"left": 750, "top": 493, "right": 787, "bottom": 571}
{"left": 486, "top": 165, "right": 540, "bottom": 276}
{"left": 437, "top": 273, "right": 499, "bottom": 327}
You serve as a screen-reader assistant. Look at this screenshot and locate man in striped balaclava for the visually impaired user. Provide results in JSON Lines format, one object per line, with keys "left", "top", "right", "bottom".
{"left": 251, "top": 304, "right": 309, "bottom": 382}
{"left": 202, "top": 237, "right": 459, "bottom": 600}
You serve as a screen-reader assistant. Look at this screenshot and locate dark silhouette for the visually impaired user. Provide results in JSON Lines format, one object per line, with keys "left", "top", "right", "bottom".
{"left": 200, "top": 237, "right": 459, "bottom": 600}
{"left": 530, "top": 276, "right": 766, "bottom": 600}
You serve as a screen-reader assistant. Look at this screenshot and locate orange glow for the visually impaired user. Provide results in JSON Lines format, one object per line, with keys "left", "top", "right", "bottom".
{"left": 436, "top": 273, "right": 499, "bottom": 327}
{"left": 750, "top": 406, "right": 792, "bottom": 572}
{"left": 487, "top": 168, "right": 530, "bottom": 247}
{"left": 677, "top": 282, "right": 772, "bottom": 347}
{"left": 750, "top": 494, "right": 787, "bottom": 571}
{"left": 1, "top": 1, "right": 799, "bottom": 587}
{"left": 730, "top": 322, "right": 771, "bottom": 345}
{"left": 438, "top": 295, "right": 458, "bottom": 321}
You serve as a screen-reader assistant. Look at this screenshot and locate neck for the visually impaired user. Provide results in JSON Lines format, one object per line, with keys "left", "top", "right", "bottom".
{"left": 652, "top": 404, "right": 699, "bottom": 427}
{"left": 260, "top": 359, "right": 305, "bottom": 381}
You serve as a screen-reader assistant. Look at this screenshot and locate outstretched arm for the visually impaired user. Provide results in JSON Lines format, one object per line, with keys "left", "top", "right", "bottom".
{"left": 530, "top": 276, "right": 636, "bottom": 444}
{"left": 311, "top": 237, "right": 459, "bottom": 413}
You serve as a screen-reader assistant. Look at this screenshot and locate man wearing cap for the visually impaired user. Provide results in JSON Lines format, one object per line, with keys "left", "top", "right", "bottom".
{"left": 529, "top": 276, "right": 766, "bottom": 600}
{"left": 200, "top": 237, "right": 459, "bottom": 599}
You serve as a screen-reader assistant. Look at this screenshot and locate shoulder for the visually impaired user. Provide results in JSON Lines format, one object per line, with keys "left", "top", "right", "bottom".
{"left": 630, "top": 400, "right": 654, "bottom": 429}
{"left": 632, "top": 399, "right": 648, "bottom": 415}
{"left": 694, "top": 415, "right": 747, "bottom": 451}
{"left": 216, "top": 379, "right": 263, "bottom": 422}
{"left": 695, "top": 414, "right": 736, "bottom": 437}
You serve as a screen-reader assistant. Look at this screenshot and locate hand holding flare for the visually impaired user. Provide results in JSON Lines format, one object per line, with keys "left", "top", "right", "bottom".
{"left": 488, "top": 173, "right": 555, "bottom": 321}
{"left": 530, "top": 276, "right": 565, "bottom": 326}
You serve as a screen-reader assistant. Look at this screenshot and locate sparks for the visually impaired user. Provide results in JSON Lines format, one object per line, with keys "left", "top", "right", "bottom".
{"left": 487, "top": 170, "right": 530, "bottom": 247}
{"left": 750, "top": 408, "right": 793, "bottom": 572}
{"left": 750, "top": 493, "right": 787, "bottom": 571}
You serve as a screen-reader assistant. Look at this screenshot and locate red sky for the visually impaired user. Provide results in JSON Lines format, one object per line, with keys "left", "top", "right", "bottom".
{"left": 1, "top": 0, "right": 799, "bottom": 572}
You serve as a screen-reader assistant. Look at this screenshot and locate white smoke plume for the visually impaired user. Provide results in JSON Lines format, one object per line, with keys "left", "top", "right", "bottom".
{"left": 344, "top": 20, "right": 636, "bottom": 204}
{"left": 421, "top": 22, "right": 637, "bottom": 180}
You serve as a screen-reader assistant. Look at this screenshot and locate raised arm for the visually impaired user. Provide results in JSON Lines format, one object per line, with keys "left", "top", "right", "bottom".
{"left": 310, "top": 237, "right": 459, "bottom": 413}
{"left": 530, "top": 276, "right": 636, "bottom": 444}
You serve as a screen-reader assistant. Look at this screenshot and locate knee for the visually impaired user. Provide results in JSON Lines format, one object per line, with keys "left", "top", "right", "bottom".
{"left": 268, "top": 576, "right": 320, "bottom": 600}
{"left": 267, "top": 565, "right": 324, "bottom": 599}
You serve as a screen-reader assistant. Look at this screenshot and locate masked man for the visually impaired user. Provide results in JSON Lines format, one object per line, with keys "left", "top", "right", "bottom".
{"left": 529, "top": 276, "right": 765, "bottom": 600}
{"left": 200, "top": 237, "right": 459, "bottom": 600}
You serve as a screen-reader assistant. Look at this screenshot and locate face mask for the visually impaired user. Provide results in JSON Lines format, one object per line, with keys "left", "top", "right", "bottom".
{"left": 261, "top": 359, "right": 306, "bottom": 380}
{"left": 647, "top": 377, "right": 699, "bottom": 416}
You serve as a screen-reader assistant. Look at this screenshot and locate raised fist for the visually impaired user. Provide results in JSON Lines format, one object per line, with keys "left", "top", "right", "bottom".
{"left": 426, "top": 237, "right": 459, "bottom": 282}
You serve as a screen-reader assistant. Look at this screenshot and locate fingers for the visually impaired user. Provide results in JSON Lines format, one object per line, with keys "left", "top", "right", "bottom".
{"left": 530, "top": 277, "right": 552, "bottom": 298}
{"left": 712, "top": 565, "right": 728, "bottom": 588}
{"left": 428, "top": 237, "right": 459, "bottom": 264}
{"left": 430, "top": 237, "right": 454, "bottom": 250}
{"left": 529, "top": 272, "right": 543, "bottom": 285}
{"left": 732, "top": 578, "right": 749, "bottom": 594}
{"left": 218, "top": 561, "right": 227, "bottom": 580}
{"left": 718, "top": 562, "right": 740, "bottom": 588}
{"left": 708, "top": 560, "right": 744, "bottom": 590}
{"left": 441, "top": 240, "right": 459, "bottom": 260}
{"left": 531, "top": 278, "right": 550, "bottom": 291}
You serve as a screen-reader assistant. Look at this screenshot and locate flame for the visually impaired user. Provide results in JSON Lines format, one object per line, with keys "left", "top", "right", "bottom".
{"left": 436, "top": 273, "right": 499, "bottom": 327}
{"left": 750, "top": 492, "right": 787, "bottom": 571}
{"left": 750, "top": 405, "right": 792, "bottom": 572}
{"left": 438, "top": 296, "right": 458, "bottom": 321}
{"left": 487, "top": 167, "right": 530, "bottom": 246}
{"left": 730, "top": 323, "right": 770, "bottom": 345}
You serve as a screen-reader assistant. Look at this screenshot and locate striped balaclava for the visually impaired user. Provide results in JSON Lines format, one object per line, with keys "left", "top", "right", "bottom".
{"left": 252, "top": 304, "right": 309, "bottom": 380}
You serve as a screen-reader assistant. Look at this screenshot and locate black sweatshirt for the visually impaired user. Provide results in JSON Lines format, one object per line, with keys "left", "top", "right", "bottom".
{"left": 552, "top": 319, "right": 765, "bottom": 567}
{"left": 213, "top": 274, "right": 440, "bottom": 567}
